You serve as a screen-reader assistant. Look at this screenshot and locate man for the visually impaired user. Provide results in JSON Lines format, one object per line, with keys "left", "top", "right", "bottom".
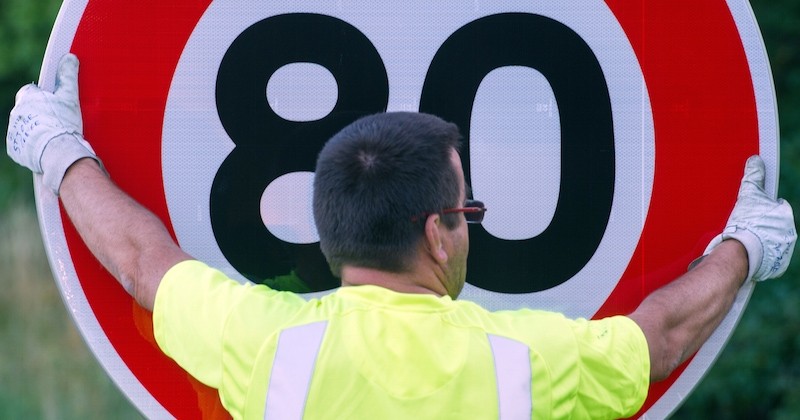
{"left": 6, "top": 54, "right": 796, "bottom": 419}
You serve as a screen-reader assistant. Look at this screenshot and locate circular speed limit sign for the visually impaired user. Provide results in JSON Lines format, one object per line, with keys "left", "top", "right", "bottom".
{"left": 36, "top": 0, "right": 777, "bottom": 417}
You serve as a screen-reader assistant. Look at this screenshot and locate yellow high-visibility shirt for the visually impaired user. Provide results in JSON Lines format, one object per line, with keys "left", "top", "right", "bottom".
{"left": 154, "top": 260, "right": 649, "bottom": 419}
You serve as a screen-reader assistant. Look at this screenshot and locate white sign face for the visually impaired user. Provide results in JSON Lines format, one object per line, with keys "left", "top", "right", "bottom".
{"left": 36, "top": 0, "right": 777, "bottom": 417}
{"left": 162, "top": 0, "right": 654, "bottom": 318}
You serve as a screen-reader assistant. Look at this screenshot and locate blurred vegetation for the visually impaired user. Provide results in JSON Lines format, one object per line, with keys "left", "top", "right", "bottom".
{"left": 0, "top": 0, "right": 797, "bottom": 419}
{"left": 0, "top": 1, "right": 142, "bottom": 418}
{"left": 0, "top": 203, "right": 141, "bottom": 418}
{"left": 0, "top": 0, "right": 60, "bottom": 208}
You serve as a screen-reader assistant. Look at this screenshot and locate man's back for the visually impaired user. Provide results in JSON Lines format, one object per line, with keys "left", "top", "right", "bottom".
{"left": 154, "top": 260, "right": 648, "bottom": 419}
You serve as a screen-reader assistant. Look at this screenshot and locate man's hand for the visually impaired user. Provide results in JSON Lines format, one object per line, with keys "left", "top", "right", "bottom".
{"left": 6, "top": 53, "right": 100, "bottom": 195}
{"left": 703, "top": 155, "right": 796, "bottom": 282}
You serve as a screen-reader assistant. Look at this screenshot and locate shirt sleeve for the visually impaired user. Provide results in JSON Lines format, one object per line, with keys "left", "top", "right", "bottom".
{"left": 465, "top": 305, "right": 650, "bottom": 418}
{"left": 153, "top": 260, "right": 312, "bottom": 417}
{"left": 570, "top": 315, "right": 650, "bottom": 418}
{"left": 152, "top": 260, "right": 249, "bottom": 388}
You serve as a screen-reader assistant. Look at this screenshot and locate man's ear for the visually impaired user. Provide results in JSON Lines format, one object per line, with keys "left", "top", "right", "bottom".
{"left": 424, "top": 214, "right": 449, "bottom": 264}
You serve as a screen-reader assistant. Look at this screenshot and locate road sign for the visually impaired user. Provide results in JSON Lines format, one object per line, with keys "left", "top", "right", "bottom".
{"left": 36, "top": 0, "right": 777, "bottom": 417}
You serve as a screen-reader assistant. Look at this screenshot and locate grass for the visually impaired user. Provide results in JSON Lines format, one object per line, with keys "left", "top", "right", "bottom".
{"left": 0, "top": 200, "right": 142, "bottom": 419}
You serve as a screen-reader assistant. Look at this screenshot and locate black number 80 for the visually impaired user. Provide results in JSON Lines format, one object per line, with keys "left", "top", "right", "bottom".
{"left": 212, "top": 13, "right": 614, "bottom": 294}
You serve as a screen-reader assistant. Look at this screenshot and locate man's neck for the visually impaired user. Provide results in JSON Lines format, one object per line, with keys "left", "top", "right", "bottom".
{"left": 340, "top": 265, "right": 446, "bottom": 297}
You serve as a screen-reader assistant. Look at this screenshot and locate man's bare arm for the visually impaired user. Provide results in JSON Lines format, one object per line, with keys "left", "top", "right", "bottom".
{"left": 58, "top": 158, "right": 192, "bottom": 311}
{"left": 6, "top": 54, "right": 192, "bottom": 311}
{"left": 629, "top": 156, "right": 795, "bottom": 381}
{"left": 629, "top": 240, "right": 747, "bottom": 381}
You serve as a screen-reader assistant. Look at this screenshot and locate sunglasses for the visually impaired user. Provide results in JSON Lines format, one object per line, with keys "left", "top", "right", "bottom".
{"left": 412, "top": 199, "right": 487, "bottom": 224}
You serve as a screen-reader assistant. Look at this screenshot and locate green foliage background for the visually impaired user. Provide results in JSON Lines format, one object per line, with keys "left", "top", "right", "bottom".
{"left": 0, "top": 0, "right": 797, "bottom": 418}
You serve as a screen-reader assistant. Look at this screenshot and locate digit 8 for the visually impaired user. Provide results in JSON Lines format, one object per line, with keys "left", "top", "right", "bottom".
{"left": 212, "top": 13, "right": 389, "bottom": 291}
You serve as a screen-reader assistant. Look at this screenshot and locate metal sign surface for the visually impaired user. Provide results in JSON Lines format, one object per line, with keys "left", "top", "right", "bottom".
{"left": 35, "top": 0, "right": 777, "bottom": 417}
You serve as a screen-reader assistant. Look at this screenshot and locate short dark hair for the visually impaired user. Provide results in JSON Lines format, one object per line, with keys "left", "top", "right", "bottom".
{"left": 313, "top": 112, "right": 463, "bottom": 276}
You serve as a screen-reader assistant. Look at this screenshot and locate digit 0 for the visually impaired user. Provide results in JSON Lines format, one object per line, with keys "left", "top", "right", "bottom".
{"left": 212, "top": 13, "right": 389, "bottom": 291}
{"left": 420, "top": 13, "right": 615, "bottom": 293}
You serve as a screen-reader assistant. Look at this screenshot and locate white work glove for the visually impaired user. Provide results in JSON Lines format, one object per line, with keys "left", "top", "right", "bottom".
{"left": 702, "top": 155, "right": 796, "bottom": 282}
{"left": 6, "top": 53, "right": 100, "bottom": 195}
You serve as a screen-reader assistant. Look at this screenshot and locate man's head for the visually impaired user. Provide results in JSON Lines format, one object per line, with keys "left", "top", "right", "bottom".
{"left": 313, "top": 112, "right": 464, "bottom": 280}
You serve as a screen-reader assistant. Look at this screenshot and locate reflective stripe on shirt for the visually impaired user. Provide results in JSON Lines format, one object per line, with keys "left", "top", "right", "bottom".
{"left": 489, "top": 334, "right": 533, "bottom": 419}
{"left": 263, "top": 321, "right": 328, "bottom": 420}
{"left": 263, "top": 323, "right": 533, "bottom": 419}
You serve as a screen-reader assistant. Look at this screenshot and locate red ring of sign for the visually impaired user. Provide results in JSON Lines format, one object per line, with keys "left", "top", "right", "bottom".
{"left": 59, "top": 0, "right": 761, "bottom": 417}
